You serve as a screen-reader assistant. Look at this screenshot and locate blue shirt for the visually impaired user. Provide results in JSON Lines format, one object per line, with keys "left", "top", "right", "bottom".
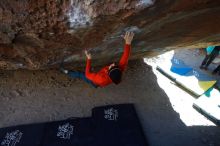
{"left": 206, "top": 46, "right": 220, "bottom": 55}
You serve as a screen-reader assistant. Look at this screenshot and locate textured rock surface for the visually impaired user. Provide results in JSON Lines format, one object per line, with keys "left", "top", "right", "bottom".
{"left": 0, "top": 0, "right": 220, "bottom": 70}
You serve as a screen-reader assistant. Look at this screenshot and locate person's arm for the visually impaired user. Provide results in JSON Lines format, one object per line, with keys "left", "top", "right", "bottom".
{"left": 85, "top": 51, "right": 96, "bottom": 79}
{"left": 119, "top": 44, "right": 131, "bottom": 71}
{"left": 119, "top": 32, "right": 134, "bottom": 71}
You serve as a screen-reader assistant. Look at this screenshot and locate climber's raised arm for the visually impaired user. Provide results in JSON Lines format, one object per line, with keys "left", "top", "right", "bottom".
{"left": 119, "top": 32, "right": 134, "bottom": 71}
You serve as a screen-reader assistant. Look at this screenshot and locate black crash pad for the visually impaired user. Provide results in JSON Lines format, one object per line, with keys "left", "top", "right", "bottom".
{"left": 0, "top": 104, "right": 148, "bottom": 146}
{"left": 42, "top": 118, "right": 95, "bottom": 146}
{"left": 0, "top": 123, "right": 45, "bottom": 146}
{"left": 92, "top": 104, "right": 148, "bottom": 146}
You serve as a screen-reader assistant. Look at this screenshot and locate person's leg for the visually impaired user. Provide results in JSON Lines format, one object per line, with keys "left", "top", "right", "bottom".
{"left": 67, "top": 71, "right": 82, "bottom": 79}
{"left": 212, "top": 65, "right": 220, "bottom": 74}
{"left": 204, "top": 48, "right": 219, "bottom": 68}
{"left": 59, "top": 63, "right": 97, "bottom": 88}
{"left": 68, "top": 71, "right": 98, "bottom": 88}
{"left": 200, "top": 55, "right": 210, "bottom": 68}
{"left": 77, "top": 72, "right": 98, "bottom": 88}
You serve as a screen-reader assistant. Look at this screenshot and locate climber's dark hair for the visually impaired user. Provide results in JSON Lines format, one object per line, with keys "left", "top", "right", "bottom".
{"left": 108, "top": 65, "right": 122, "bottom": 85}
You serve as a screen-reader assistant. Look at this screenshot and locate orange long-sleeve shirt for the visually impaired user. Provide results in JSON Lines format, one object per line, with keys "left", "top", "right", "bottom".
{"left": 85, "top": 44, "right": 131, "bottom": 87}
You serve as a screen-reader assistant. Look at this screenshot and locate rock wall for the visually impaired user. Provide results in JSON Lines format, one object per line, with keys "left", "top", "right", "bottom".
{"left": 0, "top": 0, "right": 220, "bottom": 70}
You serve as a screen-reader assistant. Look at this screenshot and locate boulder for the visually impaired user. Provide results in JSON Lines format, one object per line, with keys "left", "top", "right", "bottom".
{"left": 0, "top": 0, "right": 220, "bottom": 70}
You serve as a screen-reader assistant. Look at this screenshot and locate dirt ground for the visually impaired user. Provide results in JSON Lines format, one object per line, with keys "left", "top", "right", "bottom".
{"left": 0, "top": 49, "right": 220, "bottom": 146}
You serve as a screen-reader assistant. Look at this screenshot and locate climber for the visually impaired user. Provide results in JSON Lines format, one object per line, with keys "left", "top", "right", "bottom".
{"left": 60, "top": 31, "right": 134, "bottom": 88}
{"left": 200, "top": 46, "right": 220, "bottom": 70}
{"left": 212, "top": 64, "right": 220, "bottom": 75}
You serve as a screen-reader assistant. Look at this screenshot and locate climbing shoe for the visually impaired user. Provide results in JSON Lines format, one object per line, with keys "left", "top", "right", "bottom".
{"left": 60, "top": 67, "right": 68, "bottom": 74}
{"left": 59, "top": 62, "right": 68, "bottom": 74}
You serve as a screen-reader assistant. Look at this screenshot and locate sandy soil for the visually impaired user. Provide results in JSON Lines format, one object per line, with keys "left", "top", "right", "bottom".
{"left": 0, "top": 50, "right": 220, "bottom": 146}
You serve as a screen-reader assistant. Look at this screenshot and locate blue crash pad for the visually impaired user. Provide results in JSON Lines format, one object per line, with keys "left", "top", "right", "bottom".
{"left": 157, "top": 58, "right": 217, "bottom": 96}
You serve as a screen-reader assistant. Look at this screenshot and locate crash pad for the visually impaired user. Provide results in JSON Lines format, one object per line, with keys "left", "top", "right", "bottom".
{"left": 92, "top": 104, "right": 148, "bottom": 146}
{"left": 157, "top": 58, "right": 217, "bottom": 96}
{"left": 42, "top": 118, "right": 95, "bottom": 146}
{"left": 0, "top": 104, "right": 148, "bottom": 146}
{"left": 170, "top": 67, "right": 192, "bottom": 75}
{"left": 0, "top": 123, "right": 45, "bottom": 146}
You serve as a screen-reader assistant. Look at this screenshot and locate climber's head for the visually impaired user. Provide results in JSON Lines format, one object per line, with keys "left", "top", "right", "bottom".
{"left": 108, "top": 63, "right": 122, "bottom": 85}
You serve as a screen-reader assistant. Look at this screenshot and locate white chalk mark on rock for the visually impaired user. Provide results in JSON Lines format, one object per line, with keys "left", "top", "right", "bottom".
{"left": 124, "top": 26, "right": 142, "bottom": 34}
{"left": 67, "top": 0, "right": 92, "bottom": 29}
{"left": 103, "top": 26, "right": 141, "bottom": 42}
{"left": 136, "top": 0, "right": 155, "bottom": 8}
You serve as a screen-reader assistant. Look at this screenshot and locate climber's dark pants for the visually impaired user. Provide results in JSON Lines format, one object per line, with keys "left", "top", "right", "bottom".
{"left": 67, "top": 71, "right": 98, "bottom": 88}
{"left": 201, "top": 47, "right": 220, "bottom": 68}
{"left": 213, "top": 65, "right": 220, "bottom": 74}
{"left": 201, "top": 55, "right": 210, "bottom": 67}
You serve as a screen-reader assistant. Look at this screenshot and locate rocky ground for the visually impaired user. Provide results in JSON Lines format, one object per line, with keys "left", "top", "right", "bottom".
{"left": 0, "top": 49, "right": 220, "bottom": 146}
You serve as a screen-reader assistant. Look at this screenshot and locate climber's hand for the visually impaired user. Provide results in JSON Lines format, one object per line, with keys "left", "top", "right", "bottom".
{"left": 124, "top": 31, "right": 134, "bottom": 45}
{"left": 85, "top": 50, "right": 92, "bottom": 59}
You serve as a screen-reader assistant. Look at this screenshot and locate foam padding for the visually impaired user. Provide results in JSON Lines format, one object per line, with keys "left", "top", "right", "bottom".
{"left": 0, "top": 123, "right": 45, "bottom": 146}
{"left": 92, "top": 104, "right": 148, "bottom": 146}
{"left": 184, "top": 69, "right": 215, "bottom": 81}
{"left": 170, "top": 67, "right": 192, "bottom": 75}
{"left": 42, "top": 118, "right": 95, "bottom": 146}
{"left": 198, "top": 81, "right": 217, "bottom": 91}
{"left": 157, "top": 58, "right": 217, "bottom": 96}
{"left": 0, "top": 104, "right": 148, "bottom": 146}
